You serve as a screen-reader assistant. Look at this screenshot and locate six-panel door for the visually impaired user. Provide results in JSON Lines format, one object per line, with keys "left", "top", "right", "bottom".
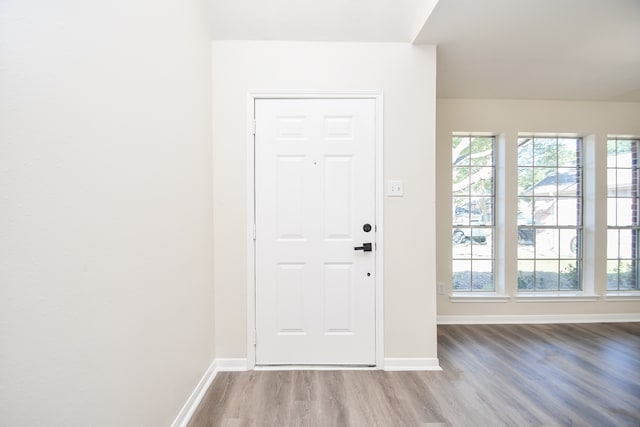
{"left": 255, "top": 98, "right": 376, "bottom": 365}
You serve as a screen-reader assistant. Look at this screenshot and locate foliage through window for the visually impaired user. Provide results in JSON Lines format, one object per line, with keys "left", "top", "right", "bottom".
{"left": 607, "top": 138, "right": 640, "bottom": 291}
{"left": 452, "top": 135, "right": 495, "bottom": 292}
{"left": 517, "top": 136, "right": 582, "bottom": 291}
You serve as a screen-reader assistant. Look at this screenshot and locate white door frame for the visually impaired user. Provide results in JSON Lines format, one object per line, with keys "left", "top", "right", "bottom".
{"left": 246, "top": 91, "right": 384, "bottom": 369}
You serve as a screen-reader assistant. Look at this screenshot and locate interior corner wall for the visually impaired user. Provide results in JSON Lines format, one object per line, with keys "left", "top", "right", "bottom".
{"left": 436, "top": 98, "right": 640, "bottom": 317}
{"left": 211, "top": 41, "right": 437, "bottom": 361}
{"left": 0, "top": 1, "right": 214, "bottom": 425}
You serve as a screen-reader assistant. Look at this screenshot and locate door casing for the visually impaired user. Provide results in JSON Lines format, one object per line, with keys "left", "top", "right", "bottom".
{"left": 246, "top": 91, "right": 384, "bottom": 369}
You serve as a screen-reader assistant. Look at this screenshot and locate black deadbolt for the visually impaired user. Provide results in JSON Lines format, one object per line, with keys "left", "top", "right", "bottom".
{"left": 363, "top": 223, "right": 372, "bottom": 232}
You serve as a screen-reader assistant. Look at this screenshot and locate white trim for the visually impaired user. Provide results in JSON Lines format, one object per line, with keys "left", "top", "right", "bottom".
{"left": 246, "top": 91, "right": 385, "bottom": 369}
{"left": 515, "top": 293, "right": 600, "bottom": 302}
{"left": 171, "top": 360, "right": 218, "bottom": 427}
{"left": 246, "top": 90, "right": 385, "bottom": 99}
{"left": 605, "top": 292, "right": 640, "bottom": 301}
{"left": 449, "top": 293, "right": 510, "bottom": 303}
{"left": 171, "top": 358, "right": 251, "bottom": 427}
{"left": 383, "top": 358, "right": 442, "bottom": 371}
{"left": 246, "top": 92, "right": 257, "bottom": 369}
{"left": 437, "top": 313, "right": 640, "bottom": 325}
{"left": 582, "top": 134, "right": 597, "bottom": 296}
{"left": 216, "top": 358, "right": 249, "bottom": 371}
{"left": 374, "top": 92, "right": 385, "bottom": 369}
{"left": 254, "top": 365, "right": 376, "bottom": 371}
{"left": 495, "top": 132, "right": 511, "bottom": 297}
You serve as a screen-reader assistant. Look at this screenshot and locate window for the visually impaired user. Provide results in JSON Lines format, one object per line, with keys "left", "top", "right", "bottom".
{"left": 517, "top": 136, "right": 582, "bottom": 291}
{"left": 452, "top": 135, "right": 495, "bottom": 291}
{"left": 607, "top": 138, "right": 640, "bottom": 291}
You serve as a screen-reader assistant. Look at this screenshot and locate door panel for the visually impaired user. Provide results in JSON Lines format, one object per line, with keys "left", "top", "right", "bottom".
{"left": 323, "top": 263, "right": 354, "bottom": 334}
{"left": 255, "top": 98, "right": 376, "bottom": 365}
{"left": 324, "top": 156, "right": 353, "bottom": 239}
{"left": 276, "top": 156, "right": 306, "bottom": 239}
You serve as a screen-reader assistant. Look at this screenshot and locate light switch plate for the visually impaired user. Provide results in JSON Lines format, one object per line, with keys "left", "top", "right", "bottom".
{"left": 388, "top": 180, "right": 404, "bottom": 197}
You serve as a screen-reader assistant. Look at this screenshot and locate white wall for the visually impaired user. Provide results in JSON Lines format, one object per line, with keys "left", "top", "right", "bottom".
{"left": 211, "top": 41, "right": 438, "bottom": 361}
{"left": 437, "top": 99, "right": 640, "bottom": 318}
{"left": 0, "top": 1, "right": 214, "bottom": 425}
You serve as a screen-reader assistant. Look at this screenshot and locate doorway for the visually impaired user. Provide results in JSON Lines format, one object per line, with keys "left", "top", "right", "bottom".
{"left": 247, "top": 93, "right": 384, "bottom": 367}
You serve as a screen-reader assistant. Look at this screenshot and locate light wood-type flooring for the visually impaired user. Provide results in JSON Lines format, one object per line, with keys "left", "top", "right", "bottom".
{"left": 188, "top": 323, "right": 640, "bottom": 427}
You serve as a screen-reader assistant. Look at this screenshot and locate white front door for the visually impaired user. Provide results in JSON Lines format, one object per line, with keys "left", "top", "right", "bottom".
{"left": 255, "top": 98, "right": 377, "bottom": 365}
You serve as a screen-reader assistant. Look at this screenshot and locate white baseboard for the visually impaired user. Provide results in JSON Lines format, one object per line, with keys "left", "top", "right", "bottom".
{"left": 172, "top": 356, "right": 443, "bottom": 425}
{"left": 171, "top": 360, "right": 218, "bottom": 427}
{"left": 171, "top": 358, "right": 248, "bottom": 427}
{"left": 383, "top": 358, "right": 442, "bottom": 371}
{"left": 437, "top": 313, "right": 640, "bottom": 325}
{"left": 215, "top": 358, "right": 249, "bottom": 371}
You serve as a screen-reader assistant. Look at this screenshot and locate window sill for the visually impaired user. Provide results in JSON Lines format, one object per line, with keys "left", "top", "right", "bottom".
{"left": 515, "top": 292, "right": 600, "bottom": 302}
{"left": 605, "top": 291, "right": 640, "bottom": 302}
{"left": 450, "top": 293, "right": 510, "bottom": 303}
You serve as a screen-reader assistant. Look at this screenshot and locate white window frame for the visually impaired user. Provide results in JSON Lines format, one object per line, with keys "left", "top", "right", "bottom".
{"left": 606, "top": 137, "right": 640, "bottom": 295}
{"left": 515, "top": 135, "right": 584, "bottom": 294}
{"left": 450, "top": 133, "right": 510, "bottom": 302}
{"left": 449, "top": 132, "right": 602, "bottom": 303}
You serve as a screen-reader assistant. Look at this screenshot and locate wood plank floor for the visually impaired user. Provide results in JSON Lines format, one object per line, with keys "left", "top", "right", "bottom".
{"left": 188, "top": 323, "right": 640, "bottom": 427}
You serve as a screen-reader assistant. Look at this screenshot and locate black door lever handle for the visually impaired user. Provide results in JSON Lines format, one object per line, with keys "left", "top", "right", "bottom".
{"left": 354, "top": 243, "right": 372, "bottom": 252}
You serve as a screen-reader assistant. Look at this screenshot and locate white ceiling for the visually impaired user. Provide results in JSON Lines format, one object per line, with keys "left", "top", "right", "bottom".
{"left": 209, "top": 0, "right": 640, "bottom": 101}
{"left": 415, "top": 0, "right": 640, "bottom": 101}
{"left": 208, "top": 0, "right": 432, "bottom": 42}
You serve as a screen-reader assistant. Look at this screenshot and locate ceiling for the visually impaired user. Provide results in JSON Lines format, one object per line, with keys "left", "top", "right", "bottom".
{"left": 209, "top": 0, "right": 640, "bottom": 102}
{"left": 208, "top": 0, "right": 432, "bottom": 42}
{"left": 416, "top": 0, "right": 640, "bottom": 101}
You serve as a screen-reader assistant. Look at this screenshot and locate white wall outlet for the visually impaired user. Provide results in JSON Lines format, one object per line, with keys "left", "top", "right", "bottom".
{"left": 438, "top": 282, "right": 446, "bottom": 295}
{"left": 387, "top": 179, "right": 404, "bottom": 197}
